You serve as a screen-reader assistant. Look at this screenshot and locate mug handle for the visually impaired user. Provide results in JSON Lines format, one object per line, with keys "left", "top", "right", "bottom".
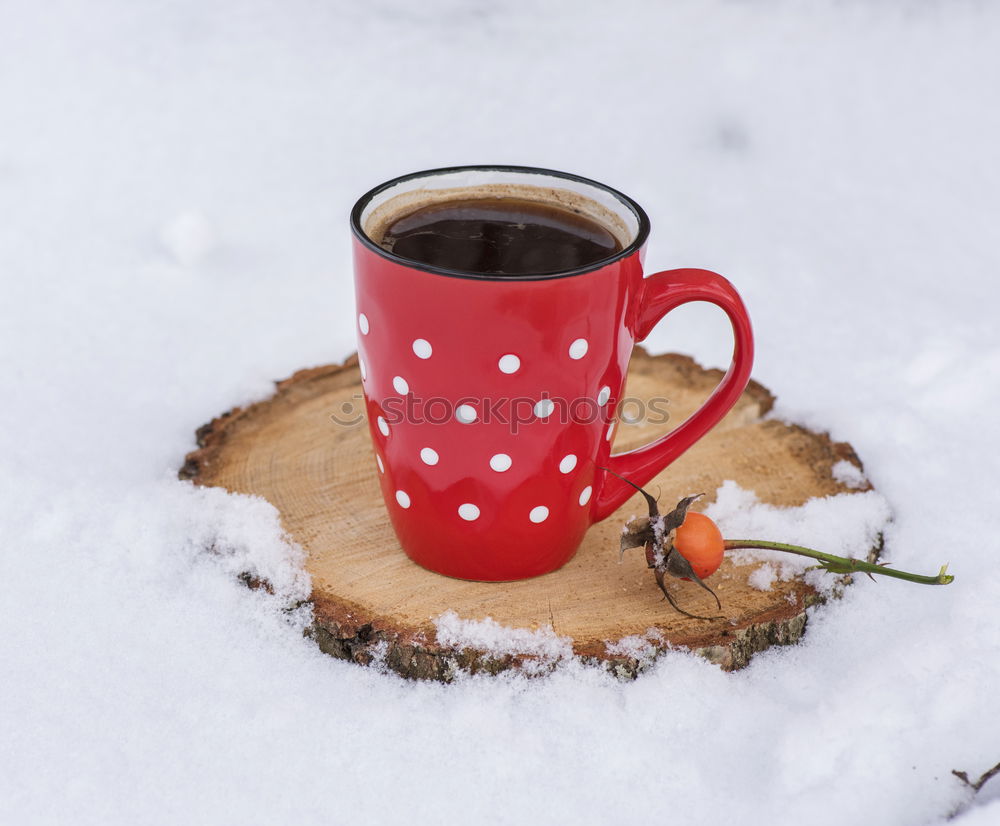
{"left": 592, "top": 268, "right": 754, "bottom": 522}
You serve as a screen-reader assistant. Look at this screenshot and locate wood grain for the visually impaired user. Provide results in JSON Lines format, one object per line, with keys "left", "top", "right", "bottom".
{"left": 181, "top": 348, "right": 874, "bottom": 679}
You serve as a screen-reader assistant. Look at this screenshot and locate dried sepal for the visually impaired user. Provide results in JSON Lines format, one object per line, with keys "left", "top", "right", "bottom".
{"left": 664, "top": 548, "right": 722, "bottom": 612}
{"left": 661, "top": 493, "right": 704, "bottom": 534}
{"left": 600, "top": 466, "right": 722, "bottom": 620}
{"left": 620, "top": 516, "right": 653, "bottom": 562}
{"left": 654, "top": 568, "right": 722, "bottom": 621}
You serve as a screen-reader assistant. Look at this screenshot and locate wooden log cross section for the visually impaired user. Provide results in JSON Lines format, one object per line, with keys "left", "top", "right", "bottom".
{"left": 180, "top": 349, "right": 875, "bottom": 680}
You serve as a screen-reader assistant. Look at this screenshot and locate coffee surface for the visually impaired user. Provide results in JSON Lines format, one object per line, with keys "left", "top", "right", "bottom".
{"left": 378, "top": 197, "right": 623, "bottom": 275}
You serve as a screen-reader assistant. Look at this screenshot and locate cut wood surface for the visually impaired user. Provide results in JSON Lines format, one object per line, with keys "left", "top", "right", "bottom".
{"left": 180, "top": 348, "right": 875, "bottom": 680}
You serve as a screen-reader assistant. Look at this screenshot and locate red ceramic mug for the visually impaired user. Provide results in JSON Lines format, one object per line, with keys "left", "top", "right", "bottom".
{"left": 351, "top": 165, "right": 753, "bottom": 581}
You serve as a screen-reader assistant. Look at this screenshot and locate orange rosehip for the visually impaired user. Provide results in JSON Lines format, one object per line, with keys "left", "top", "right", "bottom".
{"left": 674, "top": 512, "right": 725, "bottom": 579}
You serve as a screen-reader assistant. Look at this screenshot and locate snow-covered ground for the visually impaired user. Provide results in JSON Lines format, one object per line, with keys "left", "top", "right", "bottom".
{"left": 2, "top": 1, "right": 999, "bottom": 823}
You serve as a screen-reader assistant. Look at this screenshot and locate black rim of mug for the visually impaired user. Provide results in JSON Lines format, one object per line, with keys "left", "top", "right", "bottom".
{"left": 350, "top": 164, "right": 651, "bottom": 281}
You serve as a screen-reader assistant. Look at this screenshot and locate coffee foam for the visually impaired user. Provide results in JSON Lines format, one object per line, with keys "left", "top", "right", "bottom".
{"left": 363, "top": 183, "right": 633, "bottom": 250}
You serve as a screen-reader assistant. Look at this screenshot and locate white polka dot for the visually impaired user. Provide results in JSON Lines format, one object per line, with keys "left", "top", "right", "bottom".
{"left": 529, "top": 506, "right": 549, "bottom": 524}
{"left": 534, "top": 398, "right": 555, "bottom": 418}
{"left": 358, "top": 313, "right": 370, "bottom": 335}
{"left": 393, "top": 375, "right": 409, "bottom": 394}
{"left": 597, "top": 385, "right": 611, "bottom": 406}
{"left": 377, "top": 416, "right": 389, "bottom": 437}
{"left": 569, "top": 338, "right": 589, "bottom": 359}
{"left": 579, "top": 486, "right": 592, "bottom": 506}
{"left": 498, "top": 354, "right": 520, "bottom": 374}
{"left": 395, "top": 490, "right": 410, "bottom": 508}
{"left": 456, "top": 404, "right": 477, "bottom": 424}
{"left": 420, "top": 447, "right": 439, "bottom": 466}
{"left": 559, "top": 454, "right": 577, "bottom": 474}
{"left": 489, "top": 453, "right": 512, "bottom": 472}
{"left": 359, "top": 356, "right": 367, "bottom": 381}
{"left": 412, "top": 338, "right": 432, "bottom": 359}
{"left": 605, "top": 422, "right": 615, "bottom": 441}
{"left": 620, "top": 405, "right": 641, "bottom": 424}
{"left": 458, "top": 503, "right": 480, "bottom": 521}
{"left": 376, "top": 454, "right": 384, "bottom": 473}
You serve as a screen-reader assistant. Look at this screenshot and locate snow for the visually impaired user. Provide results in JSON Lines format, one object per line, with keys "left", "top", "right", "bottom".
{"left": 159, "top": 210, "right": 217, "bottom": 268}
{"left": 707, "top": 480, "right": 893, "bottom": 588}
{"left": 747, "top": 562, "right": 779, "bottom": 591}
{"left": 604, "top": 629, "right": 666, "bottom": 670}
{"left": 434, "top": 611, "right": 573, "bottom": 665}
{"left": 2, "top": 1, "right": 1000, "bottom": 824}
{"left": 832, "top": 459, "right": 868, "bottom": 489}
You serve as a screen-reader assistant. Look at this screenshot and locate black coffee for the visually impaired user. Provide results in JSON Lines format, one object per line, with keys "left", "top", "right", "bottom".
{"left": 378, "top": 197, "right": 623, "bottom": 276}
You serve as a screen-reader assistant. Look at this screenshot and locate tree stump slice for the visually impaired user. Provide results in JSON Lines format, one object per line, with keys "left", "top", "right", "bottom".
{"left": 181, "top": 348, "right": 875, "bottom": 680}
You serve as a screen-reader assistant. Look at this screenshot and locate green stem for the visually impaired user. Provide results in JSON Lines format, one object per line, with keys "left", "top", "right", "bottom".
{"left": 722, "top": 540, "right": 954, "bottom": 586}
